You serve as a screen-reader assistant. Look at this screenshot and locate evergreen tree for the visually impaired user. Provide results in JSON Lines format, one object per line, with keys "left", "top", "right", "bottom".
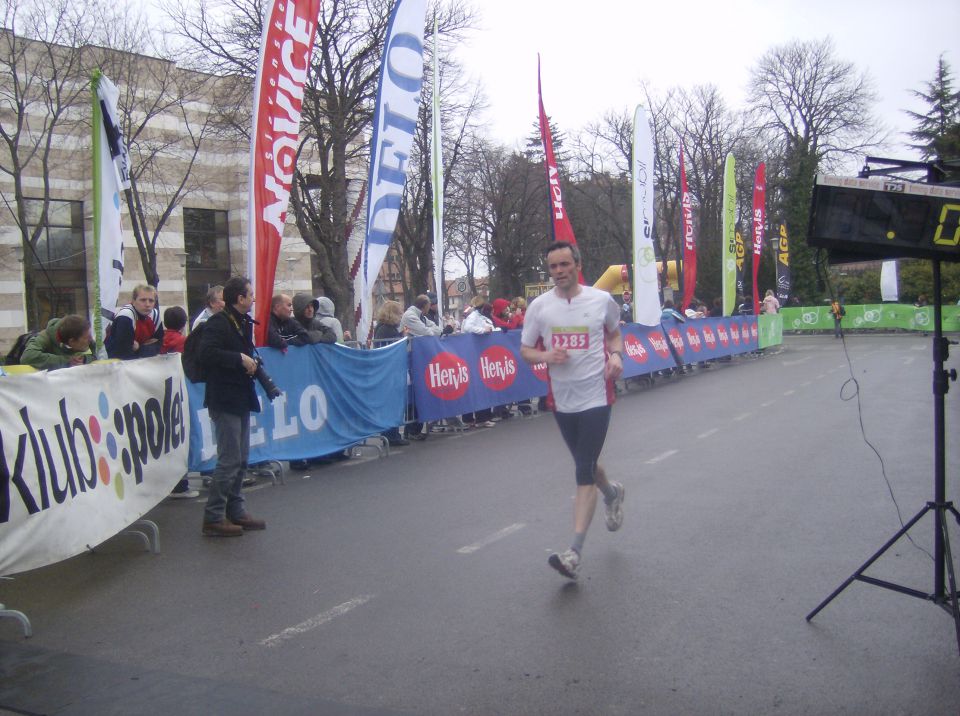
{"left": 904, "top": 55, "right": 960, "bottom": 162}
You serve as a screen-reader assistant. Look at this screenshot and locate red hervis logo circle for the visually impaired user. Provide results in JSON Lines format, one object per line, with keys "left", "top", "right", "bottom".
{"left": 623, "top": 333, "right": 649, "bottom": 363}
{"left": 717, "top": 324, "right": 730, "bottom": 347}
{"left": 647, "top": 331, "right": 671, "bottom": 359}
{"left": 667, "top": 328, "right": 685, "bottom": 356}
{"left": 685, "top": 325, "right": 702, "bottom": 353}
{"left": 730, "top": 323, "right": 741, "bottom": 345}
{"left": 750, "top": 321, "right": 759, "bottom": 341}
{"left": 425, "top": 352, "right": 470, "bottom": 400}
{"left": 531, "top": 360, "right": 548, "bottom": 382}
{"left": 701, "top": 324, "right": 717, "bottom": 349}
{"left": 479, "top": 345, "right": 518, "bottom": 391}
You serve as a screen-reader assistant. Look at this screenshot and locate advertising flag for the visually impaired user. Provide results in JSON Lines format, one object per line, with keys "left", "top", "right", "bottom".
{"left": 881, "top": 260, "right": 899, "bottom": 302}
{"left": 92, "top": 72, "right": 131, "bottom": 354}
{"left": 774, "top": 223, "right": 791, "bottom": 304}
{"left": 632, "top": 105, "right": 660, "bottom": 325}
{"left": 430, "top": 13, "right": 444, "bottom": 306}
{"left": 247, "top": 0, "right": 322, "bottom": 345}
{"left": 751, "top": 162, "right": 766, "bottom": 314}
{"left": 735, "top": 228, "right": 746, "bottom": 302}
{"left": 679, "top": 144, "right": 696, "bottom": 312}
{"left": 357, "top": 0, "right": 429, "bottom": 343}
{"left": 721, "top": 153, "right": 736, "bottom": 315}
{"left": 537, "top": 57, "right": 583, "bottom": 282}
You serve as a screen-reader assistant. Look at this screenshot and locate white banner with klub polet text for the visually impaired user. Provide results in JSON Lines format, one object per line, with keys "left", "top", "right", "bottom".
{"left": 0, "top": 355, "right": 187, "bottom": 576}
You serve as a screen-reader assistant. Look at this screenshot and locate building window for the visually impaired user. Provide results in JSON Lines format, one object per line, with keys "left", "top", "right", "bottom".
{"left": 183, "top": 208, "right": 230, "bottom": 319}
{"left": 23, "top": 199, "right": 87, "bottom": 330}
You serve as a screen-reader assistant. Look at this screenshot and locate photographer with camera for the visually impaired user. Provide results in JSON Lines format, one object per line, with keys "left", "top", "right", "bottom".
{"left": 198, "top": 276, "right": 269, "bottom": 537}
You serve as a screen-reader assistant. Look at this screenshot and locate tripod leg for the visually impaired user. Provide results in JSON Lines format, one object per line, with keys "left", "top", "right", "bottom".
{"left": 947, "top": 504, "right": 960, "bottom": 525}
{"left": 806, "top": 505, "right": 931, "bottom": 622}
{"left": 938, "top": 511, "right": 960, "bottom": 655}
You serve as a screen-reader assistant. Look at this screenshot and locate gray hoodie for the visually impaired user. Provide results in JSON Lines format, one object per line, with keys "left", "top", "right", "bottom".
{"left": 315, "top": 296, "right": 345, "bottom": 343}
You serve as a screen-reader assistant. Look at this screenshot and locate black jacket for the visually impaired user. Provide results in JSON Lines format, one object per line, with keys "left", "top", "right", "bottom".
{"left": 199, "top": 306, "right": 260, "bottom": 416}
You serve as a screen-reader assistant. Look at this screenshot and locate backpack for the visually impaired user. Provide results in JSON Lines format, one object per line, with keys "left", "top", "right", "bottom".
{"left": 4, "top": 330, "right": 39, "bottom": 365}
{"left": 181, "top": 322, "right": 206, "bottom": 382}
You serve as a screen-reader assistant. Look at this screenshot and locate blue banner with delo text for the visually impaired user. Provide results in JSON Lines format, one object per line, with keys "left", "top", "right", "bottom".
{"left": 187, "top": 340, "right": 408, "bottom": 471}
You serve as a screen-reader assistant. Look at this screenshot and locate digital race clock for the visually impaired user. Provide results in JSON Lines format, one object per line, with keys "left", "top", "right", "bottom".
{"left": 808, "top": 175, "right": 960, "bottom": 263}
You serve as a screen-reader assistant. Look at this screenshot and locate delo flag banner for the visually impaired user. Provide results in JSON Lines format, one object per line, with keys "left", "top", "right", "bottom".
{"left": 92, "top": 72, "right": 131, "bottom": 354}
{"left": 430, "top": 13, "right": 444, "bottom": 303}
{"left": 537, "top": 57, "right": 583, "bottom": 282}
{"left": 775, "top": 223, "right": 791, "bottom": 304}
{"left": 247, "top": 0, "right": 322, "bottom": 346}
{"left": 632, "top": 105, "right": 660, "bottom": 325}
{"left": 187, "top": 340, "right": 408, "bottom": 471}
{"left": 358, "top": 0, "right": 429, "bottom": 343}
{"left": 721, "top": 153, "right": 736, "bottom": 316}
{"left": 0, "top": 357, "right": 187, "bottom": 576}
{"left": 752, "top": 162, "right": 766, "bottom": 314}
{"left": 679, "top": 145, "right": 696, "bottom": 312}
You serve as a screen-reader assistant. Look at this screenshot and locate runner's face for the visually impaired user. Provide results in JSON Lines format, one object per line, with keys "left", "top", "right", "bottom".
{"left": 547, "top": 248, "right": 579, "bottom": 290}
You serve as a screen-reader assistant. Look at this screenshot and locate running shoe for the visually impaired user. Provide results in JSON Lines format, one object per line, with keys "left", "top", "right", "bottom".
{"left": 605, "top": 481, "right": 625, "bottom": 532}
{"left": 548, "top": 549, "right": 580, "bottom": 580}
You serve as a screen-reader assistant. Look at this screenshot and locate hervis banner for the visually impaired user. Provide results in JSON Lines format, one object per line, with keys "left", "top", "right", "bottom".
{"left": 0, "top": 356, "right": 188, "bottom": 576}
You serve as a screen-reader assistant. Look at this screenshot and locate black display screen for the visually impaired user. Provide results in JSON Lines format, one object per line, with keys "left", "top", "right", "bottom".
{"left": 808, "top": 176, "right": 960, "bottom": 263}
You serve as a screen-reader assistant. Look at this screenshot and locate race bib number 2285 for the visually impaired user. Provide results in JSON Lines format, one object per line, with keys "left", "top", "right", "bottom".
{"left": 551, "top": 326, "right": 589, "bottom": 351}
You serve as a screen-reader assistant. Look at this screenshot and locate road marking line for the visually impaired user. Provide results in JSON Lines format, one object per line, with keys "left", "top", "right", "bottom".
{"left": 457, "top": 523, "right": 526, "bottom": 554}
{"left": 817, "top": 374, "right": 826, "bottom": 379}
{"left": 761, "top": 401, "right": 775, "bottom": 408}
{"left": 697, "top": 428, "right": 719, "bottom": 439}
{"left": 800, "top": 381, "right": 812, "bottom": 387}
{"left": 903, "top": 357, "right": 915, "bottom": 366}
{"left": 645, "top": 449, "right": 678, "bottom": 464}
{"left": 783, "top": 357, "right": 812, "bottom": 366}
{"left": 733, "top": 412, "right": 752, "bottom": 422}
{"left": 783, "top": 389, "right": 796, "bottom": 396}
{"left": 260, "top": 595, "right": 374, "bottom": 648}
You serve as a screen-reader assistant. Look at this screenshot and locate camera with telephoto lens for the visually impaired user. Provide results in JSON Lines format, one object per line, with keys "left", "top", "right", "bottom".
{"left": 253, "top": 357, "right": 282, "bottom": 401}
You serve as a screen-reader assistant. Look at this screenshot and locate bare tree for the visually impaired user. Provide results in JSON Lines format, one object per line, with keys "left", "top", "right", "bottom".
{"left": 0, "top": 0, "right": 95, "bottom": 324}
{"left": 747, "top": 37, "right": 883, "bottom": 300}
{"left": 87, "top": 7, "right": 221, "bottom": 288}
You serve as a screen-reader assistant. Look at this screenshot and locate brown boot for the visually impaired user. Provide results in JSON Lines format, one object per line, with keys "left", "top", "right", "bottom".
{"left": 230, "top": 513, "right": 266, "bottom": 531}
{"left": 202, "top": 519, "right": 243, "bottom": 537}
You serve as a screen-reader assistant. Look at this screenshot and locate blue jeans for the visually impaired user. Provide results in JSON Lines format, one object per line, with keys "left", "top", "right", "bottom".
{"left": 204, "top": 409, "right": 250, "bottom": 524}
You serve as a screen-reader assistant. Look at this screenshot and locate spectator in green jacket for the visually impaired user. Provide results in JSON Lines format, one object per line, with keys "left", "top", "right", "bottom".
{"left": 21, "top": 315, "right": 94, "bottom": 370}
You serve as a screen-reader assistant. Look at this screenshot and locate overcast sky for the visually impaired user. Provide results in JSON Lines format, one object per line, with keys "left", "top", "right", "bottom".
{"left": 452, "top": 0, "right": 959, "bottom": 163}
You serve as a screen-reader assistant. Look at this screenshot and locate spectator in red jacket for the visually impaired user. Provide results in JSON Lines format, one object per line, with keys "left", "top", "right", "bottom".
{"left": 161, "top": 306, "right": 188, "bottom": 354}
{"left": 491, "top": 298, "right": 520, "bottom": 330}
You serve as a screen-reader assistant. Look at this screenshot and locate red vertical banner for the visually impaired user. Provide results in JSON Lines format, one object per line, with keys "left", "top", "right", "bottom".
{"left": 537, "top": 57, "right": 583, "bottom": 282}
{"left": 751, "top": 162, "right": 766, "bottom": 315}
{"left": 679, "top": 144, "right": 696, "bottom": 312}
{"left": 247, "top": 0, "right": 323, "bottom": 345}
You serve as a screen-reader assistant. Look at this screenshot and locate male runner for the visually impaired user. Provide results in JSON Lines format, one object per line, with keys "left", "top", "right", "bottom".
{"left": 520, "top": 241, "right": 626, "bottom": 580}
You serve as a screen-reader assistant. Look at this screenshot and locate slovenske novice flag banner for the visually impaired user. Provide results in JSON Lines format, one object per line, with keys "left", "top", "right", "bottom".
{"left": 92, "top": 72, "right": 131, "bottom": 355}
{"left": 631, "top": 105, "right": 660, "bottom": 325}
{"left": 721, "top": 153, "right": 736, "bottom": 316}
{"left": 537, "top": 58, "right": 583, "bottom": 283}
{"left": 358, "top": 0, "right": 429, "bottom": 343}
{"left": 247, "top": 0, "right": 322, "bottom": 345}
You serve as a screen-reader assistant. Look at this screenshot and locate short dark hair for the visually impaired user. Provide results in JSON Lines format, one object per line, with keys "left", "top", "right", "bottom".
{"left": 163, "top": 306, "right": 188, "bottom": 331}
{"left": 223, "top": 276, "right": 251, "bottom": 307}
{"left": 56, "top": 314, "right": 90, "bottom": 342}
{"left": 544, "top": 240, "right": 581, "bottom": 265}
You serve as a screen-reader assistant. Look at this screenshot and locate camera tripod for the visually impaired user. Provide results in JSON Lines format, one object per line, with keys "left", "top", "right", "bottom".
{"left": 806, "top": 260, "right": 960, "bottom": 654}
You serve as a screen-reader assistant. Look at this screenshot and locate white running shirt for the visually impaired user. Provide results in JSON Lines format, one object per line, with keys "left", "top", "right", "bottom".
{"left": 521, "top": 285, "right": 620, "bottom": 413}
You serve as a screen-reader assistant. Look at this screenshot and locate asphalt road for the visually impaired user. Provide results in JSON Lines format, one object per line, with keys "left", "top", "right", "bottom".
{"left": 2, "top": 334, "right": 959, "bottom": 715}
